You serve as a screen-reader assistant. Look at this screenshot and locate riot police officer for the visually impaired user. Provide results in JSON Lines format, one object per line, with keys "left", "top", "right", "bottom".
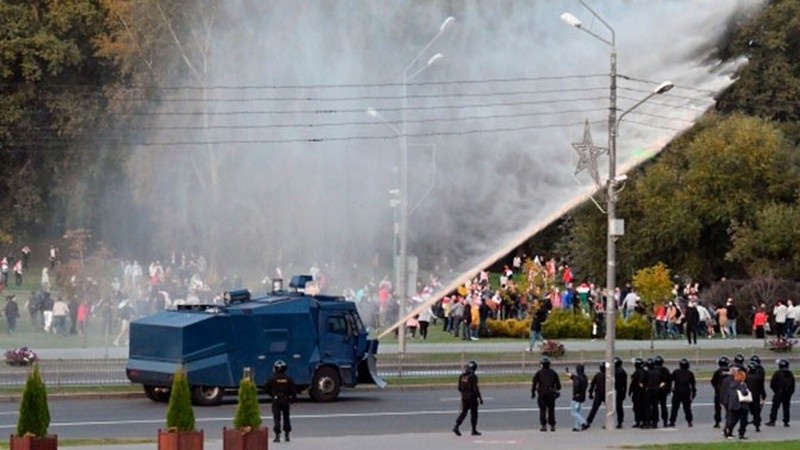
{"left": 629, "top": 358, "right": 647, "bottom": 428}
{"left": 669, "top": 358, "right": 696, "bottom": 427}
{"left": 711, "top": 356, "right": 730, "bottom": 428}
{"left": 745, "top": 359, "right": 766, "bottom": 432}
{"left": 453, "top": 360, "right": 483, "bottom": 436}
{"left": 733, "top": 353, "right": 747, "bottom": 371}
{"left": 614, "top": 356, "right": 627, "bottom": 429}
{"left": 265, "top": 360, "right": 297, "bottom": 443}
{"left": 532, "top": 357, "right": 561, "bottom": 432}
{"left": 654, "top": 355, "right": 671, "bottom": 427}
{"left": 583, "top": 363, "right": 606, "bottom": 430}
{"left": 766, "top": 358, "right": 796, "bottom": 427}
{"left": 644, "top": 357, "right": 666, "bottom": 428}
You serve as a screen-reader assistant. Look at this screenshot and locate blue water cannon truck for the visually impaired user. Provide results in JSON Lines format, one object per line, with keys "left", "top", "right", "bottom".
{"left": 126, "top": 275, "right": 385, "bottom": 405}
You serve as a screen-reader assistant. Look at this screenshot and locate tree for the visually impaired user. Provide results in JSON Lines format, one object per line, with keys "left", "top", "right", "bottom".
{"left": 16, "top": 364, "right": 51, "bottom": 438}
{"left": 631, "top": 262, "right": 672, "bottom": 314}
{"left": 727, "top": 201, "right": 800, "bottom": 278}
{"left": 166, "top": 368, "right": 195, "bottom": 432}
{"left": 233, "top": 370, "right": 262, "bottom": 430}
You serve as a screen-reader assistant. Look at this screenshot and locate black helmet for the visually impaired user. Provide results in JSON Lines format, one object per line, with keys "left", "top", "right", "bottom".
{"left": 645, "top": 357, "right": 655, "bottom": 369}
{"left": 541, "top": 357, "right": 551, "bottom": 369}
{"left": 750, "top": 354, "right": 761, "bottom": 365}
{"left": 718, "top": 356, "right": 730, "bottom": 368}
{"left": 679, "top": 358, "right": 689, "bottom": 370}
{"left": 634, "top": 357, "right": 644, "bottom": 369}
{"left": 614, "top": 356, "right": 623, "bottom": 368}
{"left": 467, "top": 360, "right": 478, "bottom": 373}
{"left": 734, "top": 354, "right": 745, "bottom": 365}
{"left": 654, "top": 355, "right": 664, "bottom": 367}
{"left": 778, "top": 359, "right": 789, "bottom": 370}
{"left": 599, "top": 363, "right": 606, "bottom": 372}
{"left": 747, "top": 361, "right": 758, "bottom": 372}
{"left": 273, "top": 360, "right": 287, "bottom": 373}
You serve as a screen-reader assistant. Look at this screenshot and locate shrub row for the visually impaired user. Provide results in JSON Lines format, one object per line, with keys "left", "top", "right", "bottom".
{"left": 485, "top": 311, "right": 652, "bottom": 340}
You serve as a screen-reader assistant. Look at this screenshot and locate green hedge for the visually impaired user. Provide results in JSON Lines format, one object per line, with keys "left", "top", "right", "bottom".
{"left": 542, "top": 309, "right": 593, "bottom": 339}
{"left": 485, "top": 310, "right": 651, "bottom": 340}
{"left": 616, "top": 313, "right": 652, "bottom": 340}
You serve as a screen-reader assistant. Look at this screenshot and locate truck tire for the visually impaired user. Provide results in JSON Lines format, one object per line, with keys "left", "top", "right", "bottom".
{"left": 191, "top": 386, "right": 224, "bottom": 406}
{"left": 144, "top": 385, "right": 170, "bottom": 403}
{"left": 310, "top": 366, "right": 341, "bottom": 402}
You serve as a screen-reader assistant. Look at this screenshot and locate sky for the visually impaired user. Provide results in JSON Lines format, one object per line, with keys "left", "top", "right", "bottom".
{"left": 121, "top": 0, "right": 763, "bottom": 293}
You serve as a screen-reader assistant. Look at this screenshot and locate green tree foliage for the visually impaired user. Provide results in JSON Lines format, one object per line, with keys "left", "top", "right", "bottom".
{"left": 166, "top": 368, "right": 195, "bottom": 432}
{"left": 16, "top": 364, "right": 51, "bottom": 437}
{"left": 233, "top": 371, "right": 262, "bottom": 430}
{"left": 727, "top": 201, "right": 800, "bottom": 278}
{"left": 631, "top": 262, "right": 672, "bottom": 314}
{"left": 716, "top": 0, "right": 800, "bottom": 122}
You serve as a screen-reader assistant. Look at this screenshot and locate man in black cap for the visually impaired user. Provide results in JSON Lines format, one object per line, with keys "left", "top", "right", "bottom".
{"left": 265, "top": 360, "right": 297, "bottom": 443}
{"left": 766, "top": 358, "right": 795, "bottom": 427}
{"left": 669, "top": 358, "right": 696, "bottom": 427}
{"left": 532, "top": 357, "right": 561, "bottom": 432}
{"left": 629, "top": 358, "right": 647, "bottom": 428}
{"left": 583, "top": 363, "right": 606, "bottom": 430}
{"left": 746, "top": 358, "right": 766, "bottom": 432}
{"left": 453, "top": 360, "right": 483, "bottom": 436}
{"left": 614, "top": 356, "right": 627, "bottom": 429}
{"left": 711, "top": 356, "right": 730, "bottom": 428}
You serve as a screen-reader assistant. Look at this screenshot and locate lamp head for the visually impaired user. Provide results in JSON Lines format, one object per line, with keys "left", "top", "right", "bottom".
{"left": 560, "top": 12, "right": 582, "bottom": 28}
{"left": 426, "top": 53, "right": 443, "bottom": 66}
{"left": 440, "top": 16, "right": 455, "bottom": 33}
{"left": 654, "top": 81, "right": 674, "bottom": 95}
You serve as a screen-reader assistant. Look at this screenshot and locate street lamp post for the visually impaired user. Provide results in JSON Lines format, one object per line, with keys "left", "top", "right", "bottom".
{"left": 366, "top": 16, "right": 454, "bottom": 354}
{"left": 562, "top": 1, "right": 673, "bottom": 431}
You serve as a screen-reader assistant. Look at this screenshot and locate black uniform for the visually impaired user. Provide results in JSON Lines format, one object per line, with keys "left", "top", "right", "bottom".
{"left": 454, "top": 368, "right": 483, "bottom": 435}
{"left": 669, "top": 366, "right": 696, "bottom": 426}
{"left": 710, "top": 365, "right": 730, "bottom": 427}
{"left": 644, "top": 364, "right": 667, "bottom": 428}
{"left": 745, "top": 363, "right": 766, "bottom": 430}
{"left": 656, "top": 362, "right": 671, "bottom": 426}
{"left": 767, "top": 366, "right": 796, "bottom": 426}
{"left": 629, "top": 362, "right": 647, "bottom": 428}
{"left": 614, "top": 364, "right": 628, "bottom": 428}
{"left": 532, "top": 365, "right": 561, "bottom": 430}
{"left": 585, "top": 366, "right": 606, "bottom": 428}
{"left": 265, "top": 372, "right": 297, "bottom": 440}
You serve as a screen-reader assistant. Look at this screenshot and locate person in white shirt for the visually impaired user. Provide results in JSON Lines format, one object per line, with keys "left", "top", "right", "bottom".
{"left": 697, "top": 302, "right": 712, "bottom": 338}
{"left": 622, "top": 289, "right": 639, "bottom": 320}
{"left": 773, "top": 300, "right": 789, "bottom": 338}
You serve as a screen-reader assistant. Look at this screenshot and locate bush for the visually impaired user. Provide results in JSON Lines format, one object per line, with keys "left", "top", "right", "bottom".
{"left": 616, "top": 313, "right": 652, "bottom": 340}
{"left": 17, "top": 364, "right": 50, "bottom": 437}
{"left": 233, "top": 370, "right": 262, "bottom": 430}
{"left": 542, "top": 309, "right": 592, "bottom": 339}
{"left": 486, "top": 318, "right": 530, "bottom": 338}
{"left": 166, "top": 367, "right": 195, "bottom": 432}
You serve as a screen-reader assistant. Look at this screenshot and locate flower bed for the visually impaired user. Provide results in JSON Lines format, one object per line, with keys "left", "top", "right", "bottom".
{"left": 767, "top": 337, "right": 796, "bottom": 353}
{"left": 4, "top": 347, "right": 39, "bottom": 366}
{"left": 540, "top": 340, "right": 565, "bottom": 358}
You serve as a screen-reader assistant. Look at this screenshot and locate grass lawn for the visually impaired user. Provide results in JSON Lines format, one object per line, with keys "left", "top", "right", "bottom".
{"left": 634, "top": 441, "right": 800, "bottom": 449}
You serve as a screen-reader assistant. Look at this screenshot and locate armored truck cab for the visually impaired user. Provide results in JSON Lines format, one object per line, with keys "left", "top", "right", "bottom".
{"left": 126, "top": 276, "right": 384, "bottom": 405}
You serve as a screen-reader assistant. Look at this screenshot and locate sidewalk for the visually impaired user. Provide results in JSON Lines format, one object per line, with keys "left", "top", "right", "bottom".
{"left": 32, "top": 336, "right": 773, "bottom": 360}
{"left": 61, "top": 424, "right": 800, "bottom": 450}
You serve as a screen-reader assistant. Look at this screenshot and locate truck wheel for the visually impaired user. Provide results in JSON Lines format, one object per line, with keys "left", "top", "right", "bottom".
{"left": 191, "top": 386, "right": 224, "bottom": 406}
{"left": 144, "top": 385, "right": 170, "bottom": 403}
{"left": 310, "top": 366, "right": 341, "bottom": 402}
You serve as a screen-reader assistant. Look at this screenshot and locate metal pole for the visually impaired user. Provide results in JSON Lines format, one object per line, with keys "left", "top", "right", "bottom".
{"left": 605, "top": 43, "right": 618, "bottom": 432}
{"left": 398, "top": 72, "right": 409, "bottom": 354}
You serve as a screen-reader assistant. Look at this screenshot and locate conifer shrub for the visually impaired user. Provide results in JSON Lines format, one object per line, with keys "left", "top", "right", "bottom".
{"left": 616, "top": 313, "right": 652, "bottom": 340}
{"left": 233, "top": 371, "right": 262, "bottom": 430}
{"left": 541, "top": 309, "right": 592, "bottom": 339}
{"left": 166, "top": 367, "right": 195, "bottom": 432}
{"left": 16, "top": 364, "right": 50, "bottom": 437}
